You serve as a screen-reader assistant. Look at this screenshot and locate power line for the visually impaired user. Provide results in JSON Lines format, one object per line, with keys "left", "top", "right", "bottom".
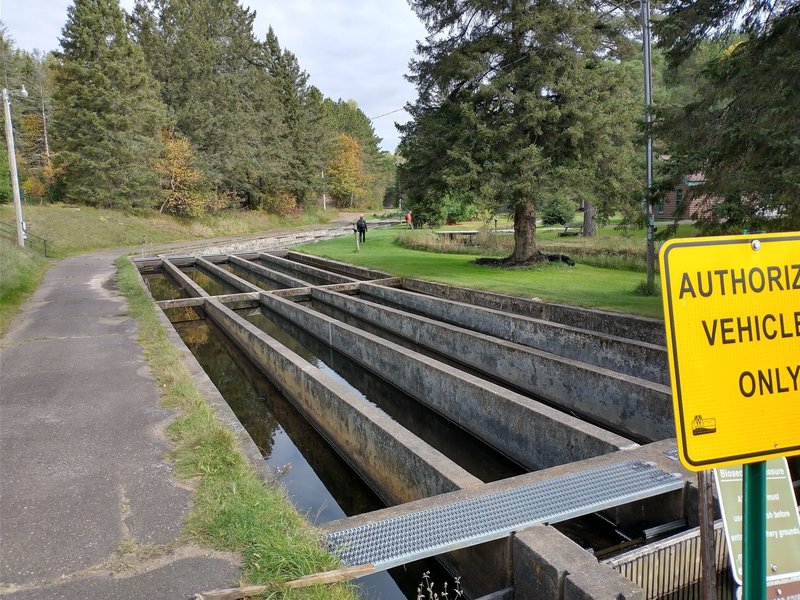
{"left": 370, "top": 107, "right": 406, "bottom": 120}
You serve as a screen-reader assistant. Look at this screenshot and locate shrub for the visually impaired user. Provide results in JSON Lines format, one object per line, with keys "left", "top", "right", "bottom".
{"left": 540, "top": 196, "right": 577, "bottom": 226}
{"left": 262, "top": 191, "right": 300, "bottom": 216}
{"left": 440, "top": 191, "right": 478, "bottom": 225}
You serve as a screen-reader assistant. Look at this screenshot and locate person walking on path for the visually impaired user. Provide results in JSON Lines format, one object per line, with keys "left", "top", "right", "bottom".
{"left": 356, "top": 214, "right": 368, "bottom": 243}
{"left": 405, "top": 210, "right": 413, "bottom": 229}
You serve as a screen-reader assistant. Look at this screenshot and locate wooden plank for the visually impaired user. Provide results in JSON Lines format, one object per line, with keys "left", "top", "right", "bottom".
{"left": 285, "top": 564, "right": 376, "bottom": 588}
{"left": 194, "top": 564, "right": 376, "bottom": 600}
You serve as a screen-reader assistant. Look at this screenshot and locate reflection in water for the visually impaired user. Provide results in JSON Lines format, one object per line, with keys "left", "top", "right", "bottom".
{"left": 183, "top": 266, "right": 239, "bottom": 296}
{"left": 172, "top": 317, "right": 454, "bottom": 600}
{"left": 174, "top": 318, "right": 379, "bottom": 521}
{"left": 242, "top": 306, "right": 525, "bottom": 482}
{"left": 143, "top": 273, "right": 183, "bottom": 301}
{"left": 163, "top": 305, "right": 203, "bottom": 324}
{"left": 222, "top": 262, "right": 285, "bottom": 291}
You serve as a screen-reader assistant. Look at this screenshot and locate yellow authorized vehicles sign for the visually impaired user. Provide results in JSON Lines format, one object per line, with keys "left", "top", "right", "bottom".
{"left": 660, "top": 232, "right": 800, "bottom": 470}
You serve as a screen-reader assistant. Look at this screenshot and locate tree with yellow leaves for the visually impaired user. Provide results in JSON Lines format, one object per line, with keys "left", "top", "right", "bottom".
{"left": 156, "top": 130, "right": 217, "bottom": 218}
{"left": 327, "top": 134, "right": 368, "bottom": 208}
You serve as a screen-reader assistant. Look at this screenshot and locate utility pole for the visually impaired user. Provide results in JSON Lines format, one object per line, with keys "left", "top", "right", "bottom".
{"left": 641, "top": 0, "right": 656, "bottom": 288}
{"left": 3, "top": 86, "right": 28, "bottom": 248}
{"left": 321, "top": 170, "right": 327, "bottom": 211}
{"left": 39, "top": 81, "right": 50, "bottom": 160}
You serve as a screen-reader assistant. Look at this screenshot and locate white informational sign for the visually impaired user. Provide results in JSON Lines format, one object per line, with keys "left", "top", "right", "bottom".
{"left": 714, "top": 457, "right": 800, "bottom": 586}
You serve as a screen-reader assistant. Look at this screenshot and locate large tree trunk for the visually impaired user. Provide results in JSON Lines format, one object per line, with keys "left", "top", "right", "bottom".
{"left": 582, "top": 200, "right": 597, "bottom": 237}
{"left": 508, "top": 199, "right": 542, "bottom": 264}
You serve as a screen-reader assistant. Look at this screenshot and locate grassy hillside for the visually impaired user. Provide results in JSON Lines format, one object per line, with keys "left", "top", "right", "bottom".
{"left": 0, "top": 203, "right": 331, "bottom": 259}
{"left": 0, "top": 203, "right": 332, "bottom": 334}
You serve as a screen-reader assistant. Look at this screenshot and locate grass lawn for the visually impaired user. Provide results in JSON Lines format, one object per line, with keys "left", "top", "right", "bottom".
{"left": 296, "top": 227, "right": 665, "bottom": 318}
{"left": 437, "top": 215, "right": 695, "bottom": 239}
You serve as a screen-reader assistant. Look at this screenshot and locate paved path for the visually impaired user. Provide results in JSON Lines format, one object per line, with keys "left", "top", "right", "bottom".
{"left": 0, "top": 251, "right": 239, "bottom": 599}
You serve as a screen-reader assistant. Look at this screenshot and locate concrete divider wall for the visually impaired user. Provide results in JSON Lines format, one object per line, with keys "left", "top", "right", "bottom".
{"left": 160, "top": 256, "right": 198, "bottom": 267}
{"left": 156, "top": 293, "right": 259, "bottom": 313}
{"left": 359, "top": 283, "right": 669, "bottom": 386}
{"left": 513, "top": 525, "right": 643, "bottom": 600}
{"left": 158, "top": 226, "right": 354, "bottom": 257}
{"left": 323, "top": 441, "right": 686, "bottom": 600}
{"left": 162, "top": 259, "right": 208, "bottom": 298}
{"left": 258, "top": 252, "right": 358, "bottom": 285}
{"left": 228, "top": 254, "right": 310, "bottom": 289}
{"left": 401, "top": 279, "right": 666, "bottom": 346}
{"left": 258, "top": 293, "right": 636, "bottom": 470}
{"left": 134, "top": 265, "right": 276, "bottom": 489}
{"left": 287, "top": 251, "right": 392, "bottom": 281}
{"left": 311, "top": 286, "right": 673, "bottom": 443}
{"left": 196, "top": 257, "right": 262, "bottom": 294}
{"left": 202, "top": 298, "right": 482, "bottom": 505}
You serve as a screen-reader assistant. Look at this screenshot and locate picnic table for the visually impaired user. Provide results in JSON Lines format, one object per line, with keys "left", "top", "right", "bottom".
{"left": 434, "top": 230, "right": 480, "bottom": 244}
{"left": 558, "top": 222, "right": 584, "bottom": 237}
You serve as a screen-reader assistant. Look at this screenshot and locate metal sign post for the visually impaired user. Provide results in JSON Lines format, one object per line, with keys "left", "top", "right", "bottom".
{"left": 743, "top": 461, "right": 766, "bottom": 600}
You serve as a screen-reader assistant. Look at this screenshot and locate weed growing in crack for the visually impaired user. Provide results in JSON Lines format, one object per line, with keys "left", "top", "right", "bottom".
{"left": 417, "top": 570, "right": 463, "bottom": 600}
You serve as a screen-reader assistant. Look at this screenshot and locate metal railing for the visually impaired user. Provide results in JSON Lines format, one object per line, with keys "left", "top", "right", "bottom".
{"left": 0, "top": 220, "right": 49, "bottom": 257}
{"left": 603, "top": 521, "right": 736, "bottom": 599}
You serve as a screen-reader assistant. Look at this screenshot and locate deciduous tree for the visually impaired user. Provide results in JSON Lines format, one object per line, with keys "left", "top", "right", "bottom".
{"left": 0, "top": 34, "right": 55, "bottom": 202}
{"left": 327, "top": 134, "right": 367, "bottom": 207}
{"left": 156, "top": 129, "right": 216, "bottom": 217}
{"left": 322, "top": 99, "right": 387, "bottom": 208}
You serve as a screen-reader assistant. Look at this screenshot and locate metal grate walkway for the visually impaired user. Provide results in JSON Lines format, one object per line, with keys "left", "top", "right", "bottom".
{"left": 324, "top": 460, "right": 683, "bottom": 571}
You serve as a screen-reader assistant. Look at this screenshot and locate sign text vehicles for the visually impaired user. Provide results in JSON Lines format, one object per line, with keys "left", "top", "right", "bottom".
{"left": 660, "top": 233, "right": 800, "bottom": 470}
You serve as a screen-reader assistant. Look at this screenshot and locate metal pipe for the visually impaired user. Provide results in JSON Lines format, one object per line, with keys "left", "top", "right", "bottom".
{"left": 641, "top": 0, "right": 656, "bottom": 287}
{"left": 743, "top": 461, "right": 767, "bottom": 600}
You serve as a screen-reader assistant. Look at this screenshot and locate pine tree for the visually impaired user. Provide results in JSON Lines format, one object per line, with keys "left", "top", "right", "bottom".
{"left": 0, "top": 33, "right": 55, "bottom": 201}
{"left": 261, "top": 27, "right": 325, "bottom": 207}
{"left": 51, "top": 0, "right": 166, "bottom": 208}
{"left": 404, "top": 0, "right": 640, "bottom": 263}
{"left": 0, "top": 142, "right": 10, "bottom": 204}
{"left": 133, "top": 0, "right": 289, "bottom": 207}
